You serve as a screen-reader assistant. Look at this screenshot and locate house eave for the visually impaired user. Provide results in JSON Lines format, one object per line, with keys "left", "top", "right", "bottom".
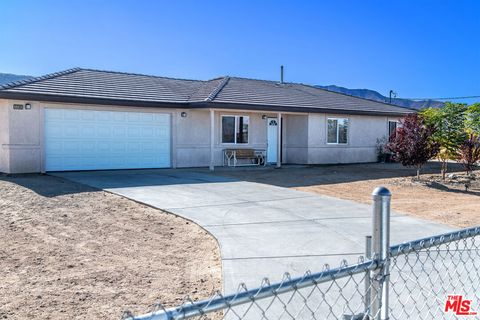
{"left": 189, "top": 101, "right": 414, "bottom": 117}
{"left": 0, "top": 91, "right": 415, "bottom": 116}
{"left": 0, "top": 91, "right": 190, "bottom": 109}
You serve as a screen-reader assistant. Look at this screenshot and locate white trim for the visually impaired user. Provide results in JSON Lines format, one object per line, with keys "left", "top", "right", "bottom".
{"left": 39, "top": 105, "right": 46, "bottom": 173}
{"left": 277, "top": 112, "right": 282, "bottom": 168}
{"left": 210, "top": 109, "right": 215, "bottom": 171}
{"left": 388, "top": 120, "right": 399, "bottom": 137}
{"left": 220, "top": 114, "right": 250, "bottom": 145}
{"left": 171, "top": 111, "right": 177, "bottom": 168}
{"left": 326, "top": 117, "right": 349, "bottom": 145}
{"left": 266, "top": 117, "right": 278, "bottom": 164}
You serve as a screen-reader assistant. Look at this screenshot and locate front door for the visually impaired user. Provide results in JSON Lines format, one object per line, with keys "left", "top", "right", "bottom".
{"left": 267, "top": 118, "right": 278, "bottom": 163}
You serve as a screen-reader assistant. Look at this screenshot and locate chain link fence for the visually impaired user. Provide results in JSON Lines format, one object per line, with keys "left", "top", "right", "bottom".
{"left": 124, "top": 188, "right": 480, "bottom": 320}
{"left": 389, "top": 227, "right": 480, "bottom": 319}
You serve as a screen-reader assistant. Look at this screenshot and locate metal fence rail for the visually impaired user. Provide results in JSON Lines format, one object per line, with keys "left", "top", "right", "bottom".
{"left": 124, "top": 188, "right": 480, "bottom": 320}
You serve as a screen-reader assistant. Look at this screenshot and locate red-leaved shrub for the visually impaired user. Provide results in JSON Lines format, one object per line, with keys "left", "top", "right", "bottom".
{"left": 386, "top": 114, "right": 440, "bottom": 179}
{"left": 457, "top": 134, "right": 480, "bottom": 174}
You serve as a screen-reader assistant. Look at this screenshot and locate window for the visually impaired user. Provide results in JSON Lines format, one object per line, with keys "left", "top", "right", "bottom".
{"left": 327, "top": 118, "right": 349, "bottom": 144}
{"left": 388, "top": 121, "right": 398, "bottom": 139}
{"left": 222, "top": 115, "right": 249, "bottom": 144}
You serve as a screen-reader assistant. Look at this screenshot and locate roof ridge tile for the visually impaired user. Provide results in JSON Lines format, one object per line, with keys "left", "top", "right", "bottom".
{"left": 205, "top": 76, "right": 230, "bottom": 101}
{"left": 0, "top": 68, "right": 82, "bottom": 90}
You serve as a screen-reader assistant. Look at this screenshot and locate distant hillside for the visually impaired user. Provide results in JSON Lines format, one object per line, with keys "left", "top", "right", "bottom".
{"left": 0, "top": 73, "right": 33, "bottom": 86}
{"left": 316, "top": 85, "right": 444, "bottom": 110}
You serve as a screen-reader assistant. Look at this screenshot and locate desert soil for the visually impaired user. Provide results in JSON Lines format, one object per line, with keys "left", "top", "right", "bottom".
{"left": 0, "top": 174, "right": 221, "bottom": 320}
{"left": 296, "top": 173, "right": 480, "bottom": 228}
{"left": 215, "top": 162, "right": 480, "bottom": 228}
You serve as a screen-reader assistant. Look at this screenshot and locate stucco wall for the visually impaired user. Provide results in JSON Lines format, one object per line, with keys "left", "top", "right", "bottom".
{"left": 284, "top": 114, "right": 308, "bottom": 164}
{"left": 213, "top": 111, "right": 271, "bottom": 166}
{"left": 176, "top": 110, "right": 276, "bottom": 167}
{"left": 0, "top": 98, "right": 403, "bottom": 173}
{"left": 0, "top": 101, "right": 281, "bottom": 172}
{"left": 8, "top": 101, "right": 42, "bottom": 173}
{"left": 174, "top": 110, "right": 210, "bottom": 167}
{"left": 0, "top": 100, "right": 180, "bottom": 173}
{"left": 0, "top": 99, "right": 43, "bottom": 173}
{"left": 0, "top": 99, "right": 9, "bottom": 173}
{"left": 307, "top": 113, "right": 400, "bottom": 164}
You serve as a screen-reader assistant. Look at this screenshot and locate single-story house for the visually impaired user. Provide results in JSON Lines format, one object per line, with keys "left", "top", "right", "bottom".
{"left": 0, "top": 68, "right": 413, "bottom": 174}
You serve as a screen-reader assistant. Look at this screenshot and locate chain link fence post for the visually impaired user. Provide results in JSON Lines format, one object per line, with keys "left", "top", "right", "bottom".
{"left": 370, "top": 187, "right": 391, "bottom": 320}
{"left": 364, "top": 235, "right": 372, "bottom": 316}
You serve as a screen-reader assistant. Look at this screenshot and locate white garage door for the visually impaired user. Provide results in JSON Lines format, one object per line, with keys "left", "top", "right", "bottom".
{"left": 45, "top": 109, "right": 171, "bottom": 171}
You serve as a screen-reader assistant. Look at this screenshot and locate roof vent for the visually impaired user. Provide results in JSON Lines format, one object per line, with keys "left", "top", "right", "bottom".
{"left": 280, "top": 65, "right": 284, "bottom": 84}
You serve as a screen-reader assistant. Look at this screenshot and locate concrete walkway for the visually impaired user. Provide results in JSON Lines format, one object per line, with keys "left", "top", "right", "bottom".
{"left": 53, "top": 169, "right": 453, "bottom": 292}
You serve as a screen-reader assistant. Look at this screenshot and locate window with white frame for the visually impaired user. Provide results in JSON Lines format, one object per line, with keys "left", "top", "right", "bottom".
{"left": 327, "top": 118, "right": 349, "bottom": 144}
{"left": 388, "top": 120, "right": 398, "bottom": 139}
{"left": 221, "top": 115, "right": 249, "bottom": 144}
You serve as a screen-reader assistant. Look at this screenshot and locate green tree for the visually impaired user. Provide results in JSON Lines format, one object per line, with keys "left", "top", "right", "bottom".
{"left": 466, "top": 103, "right": 480, "bottom": 135}
{"left": 421, "top": 103, "right": 467, "bottom": 179}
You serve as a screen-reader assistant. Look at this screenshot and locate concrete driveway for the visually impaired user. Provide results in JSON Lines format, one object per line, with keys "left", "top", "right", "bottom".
{"left": 53, "top": 169, "right": 452, "bottom": 293}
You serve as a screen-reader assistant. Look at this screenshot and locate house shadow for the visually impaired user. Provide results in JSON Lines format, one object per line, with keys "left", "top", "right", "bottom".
{"left": 209, "top": 161, "right": 470, "bottom": 189}
{"left": 0, "top": 161, "right": 474, "bottom": 198}
{"left": 0, "top": 168, "right": 239, "bottom": 198}
{"left": 0, "top": 173, "right": 99, "bottom": 197}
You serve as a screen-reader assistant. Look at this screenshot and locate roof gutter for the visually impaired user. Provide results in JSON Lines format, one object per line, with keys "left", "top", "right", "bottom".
{"left": 0, "top": 91, "right": 191, "bottom": 109}
{"left": 0, "top": 91, "right": 415, "bottom": 116}
{"left": 189, "top": 101, "right": 415, "bottom": 117}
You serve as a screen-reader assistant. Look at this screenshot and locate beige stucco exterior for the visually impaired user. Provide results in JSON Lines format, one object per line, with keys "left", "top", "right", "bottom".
{"left": 0, "top": 99, "right": 43, "bottom": 173}
{"left": 0, "top": 98, "right": 400, "bottom": 173}
{"left": 0, "top": 99, "right": 9, "bottom": 173}
{"left": 306, "top": 113, "right": 399, "bottom": 164}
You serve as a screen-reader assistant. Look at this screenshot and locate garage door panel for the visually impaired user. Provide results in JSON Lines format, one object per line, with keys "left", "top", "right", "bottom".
{"left": 112, "top": 126, "right": 126, "bottom": 137}
{"left": 96, "top": 126, "right": 112, "bottom": 138}
{"left": 64, "top": 110, "right": 81, "bottom": 120}
{"left": 45, "top": 126, "right": 63, "bottom": 138}
{"left": 45, "top": 109, "right": 171, "bottom": 171}
{"left": 80, "top": 111, "right": 95, "bottom": 121}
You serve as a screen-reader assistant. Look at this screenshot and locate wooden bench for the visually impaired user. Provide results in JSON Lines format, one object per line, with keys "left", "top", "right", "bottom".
{"left": 223, "top": 148, "right": 266, "bottom": 167}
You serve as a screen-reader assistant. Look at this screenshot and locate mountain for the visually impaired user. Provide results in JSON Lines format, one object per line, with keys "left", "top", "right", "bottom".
{"left": 0, "top": 73, "right": 33, "bottom": 86}
{"left": 316, "top": 85, "right": 444, "bottom": 110}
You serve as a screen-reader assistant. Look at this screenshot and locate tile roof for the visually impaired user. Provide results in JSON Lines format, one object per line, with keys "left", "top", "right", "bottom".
{"left": 212, "top": 77, "right": 413, "bottom": 114}
{"left": 0, "top": 68, "right": 414, "bottom": 115}
{"left": 0, "top": 68, "right": 204, "bottom": 104}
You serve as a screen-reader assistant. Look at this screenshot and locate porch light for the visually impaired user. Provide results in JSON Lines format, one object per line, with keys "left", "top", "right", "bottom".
{"left": 181, "top": 112, "right": 187, "bottom": 118}
{"left": 25, "top": 103, "right": 32, "bottom": 110}
{"left": 262, "top": 115, "right": 267, "bottom": 120}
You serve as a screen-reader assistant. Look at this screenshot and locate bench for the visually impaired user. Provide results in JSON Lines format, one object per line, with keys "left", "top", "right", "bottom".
{"left": 223, "top": 148, "right": 266, "bottom": 167}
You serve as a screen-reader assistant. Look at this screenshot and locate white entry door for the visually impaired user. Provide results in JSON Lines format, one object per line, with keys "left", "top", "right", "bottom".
{"left": 45, "top": 108, "right": 171, "bottom": 171}
{"left": 267, "top": 118, "right": 278, "bottom": 163}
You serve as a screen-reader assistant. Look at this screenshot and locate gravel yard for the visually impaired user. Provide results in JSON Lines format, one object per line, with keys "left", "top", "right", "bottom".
{"left": 0, "top": 174, "right": 221, "bottom": 319}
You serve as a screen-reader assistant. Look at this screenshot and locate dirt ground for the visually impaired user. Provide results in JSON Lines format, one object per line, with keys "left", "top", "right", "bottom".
{"left": 0, "top": 174, "right": 221, "bottom": 320}
{"left": 216, "top": 162, "right": 480, "bottom": 228}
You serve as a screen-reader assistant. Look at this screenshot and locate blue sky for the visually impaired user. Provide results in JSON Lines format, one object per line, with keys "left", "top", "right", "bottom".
{"left": 0, "top": 0, "right": 479, "bottom": 102}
